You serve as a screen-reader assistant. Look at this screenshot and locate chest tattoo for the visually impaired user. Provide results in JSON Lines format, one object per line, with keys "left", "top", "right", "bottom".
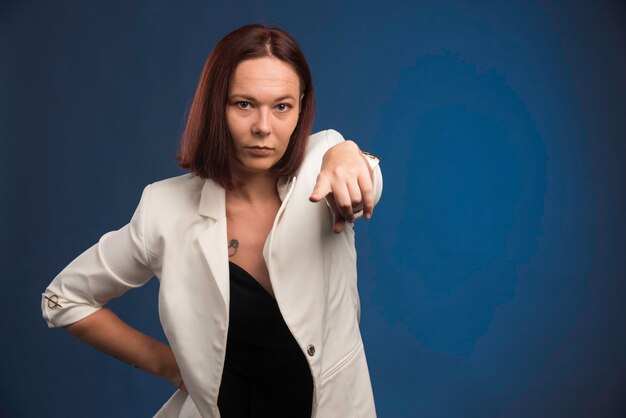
{"left": 228, "top": 239, "right": 239, "bottom": 257}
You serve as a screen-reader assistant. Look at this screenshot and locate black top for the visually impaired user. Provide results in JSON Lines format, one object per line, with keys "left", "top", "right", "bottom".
{"left": 222, "top": 261, "right": 311, "bottom": 377}
{"left": 217, "top": 263, "right": 314, "bottom": 417}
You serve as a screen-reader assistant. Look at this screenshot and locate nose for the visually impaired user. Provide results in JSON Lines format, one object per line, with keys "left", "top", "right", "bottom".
{"left": 252, "top": 108, "right": 271, "bottom": 137}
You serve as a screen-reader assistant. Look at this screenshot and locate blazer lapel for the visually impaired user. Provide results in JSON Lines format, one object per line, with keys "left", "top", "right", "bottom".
{"left": 197, "top": 179, "right": 229, "bottom": 311}
{"left": 194, "top": 175, "right": 296, "bottom": 313}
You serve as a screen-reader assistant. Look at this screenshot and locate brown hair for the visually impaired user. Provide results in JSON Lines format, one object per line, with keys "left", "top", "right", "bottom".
{"left": 176, "top": 24, "right": 315, "bottom": 189}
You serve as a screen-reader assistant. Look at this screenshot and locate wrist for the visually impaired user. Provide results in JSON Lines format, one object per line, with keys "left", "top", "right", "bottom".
{"left": 360, "top": 150, "right": 380, "bottom": 170}
{"left": 325, "top": 139, "right": 359, "bottom": 159}
{"left": 155, "top": 344, "right": 180, "bottom": 383}
{"left": 359, "top": 150, "right": 379, "bottom": 183}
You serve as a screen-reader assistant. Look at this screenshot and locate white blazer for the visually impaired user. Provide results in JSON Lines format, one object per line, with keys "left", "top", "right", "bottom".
{"left": 42, "top": 129, "right": 383, "bottom": 418}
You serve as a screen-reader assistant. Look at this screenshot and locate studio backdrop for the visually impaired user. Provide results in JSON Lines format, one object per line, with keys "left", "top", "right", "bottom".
{"left": 1, "top": 1, "right": 625, "bottom": 417}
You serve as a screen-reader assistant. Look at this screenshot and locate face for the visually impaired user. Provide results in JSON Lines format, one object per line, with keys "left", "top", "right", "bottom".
{"left": 226, "top": 56, "right": 302, "bottom": 176}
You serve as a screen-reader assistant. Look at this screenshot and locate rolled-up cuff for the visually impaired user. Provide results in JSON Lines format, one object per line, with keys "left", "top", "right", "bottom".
{"left": 41, "top": 291, "right": 102, "bottom": 328}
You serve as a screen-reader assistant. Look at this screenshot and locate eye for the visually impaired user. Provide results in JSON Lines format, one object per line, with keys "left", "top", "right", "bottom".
{"left": 275, "top": 103, "right": 292, "bottom": 112}
{"left": 237, "top": 101, "right": 251, "bottom": 109}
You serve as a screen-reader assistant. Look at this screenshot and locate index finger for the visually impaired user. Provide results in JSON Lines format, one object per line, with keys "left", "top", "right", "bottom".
{"left": 309, "top": 173, "right": 332, "bottom": 202}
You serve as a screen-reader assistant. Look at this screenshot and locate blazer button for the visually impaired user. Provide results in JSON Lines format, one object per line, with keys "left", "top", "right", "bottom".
{"left": 307, "top": 344, "right": 316, "bottom": 356}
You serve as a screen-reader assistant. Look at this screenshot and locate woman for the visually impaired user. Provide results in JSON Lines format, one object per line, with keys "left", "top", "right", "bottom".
{"left": 42, "top": 24, "right": 382, "bottom": 418}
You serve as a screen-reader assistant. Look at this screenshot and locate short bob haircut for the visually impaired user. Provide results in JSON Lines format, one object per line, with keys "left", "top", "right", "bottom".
{"left": 177, "top": 24, "right": 315, "bottom": 189}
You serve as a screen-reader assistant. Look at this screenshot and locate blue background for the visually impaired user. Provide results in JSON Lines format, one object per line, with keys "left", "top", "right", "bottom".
{"left": 1, "top": 1, "right": 625, "bottom": 417}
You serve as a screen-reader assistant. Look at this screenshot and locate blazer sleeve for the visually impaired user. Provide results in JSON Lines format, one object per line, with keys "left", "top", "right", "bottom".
{"left": 41, "top": 184, "right": 155, "bottom": 328}
{"left": 324, "top": 129, "right": 383, "bottom": 206}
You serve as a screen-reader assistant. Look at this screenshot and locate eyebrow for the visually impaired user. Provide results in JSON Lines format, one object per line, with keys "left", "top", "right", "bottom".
{"left": 229, "top": 94, "right": 297, "bottom": 102}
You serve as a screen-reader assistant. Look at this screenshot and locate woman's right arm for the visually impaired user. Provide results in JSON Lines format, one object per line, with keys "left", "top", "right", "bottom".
{"left": 65, "top": 307, "right": 184, "bottom": 389}
{"left": 41, "top": 184, "right": 184, "bottom": 389}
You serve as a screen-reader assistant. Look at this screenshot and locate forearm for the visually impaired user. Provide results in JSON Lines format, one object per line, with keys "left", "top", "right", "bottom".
{"left": 64, "top": 307, "right": 181, "bottom": 387}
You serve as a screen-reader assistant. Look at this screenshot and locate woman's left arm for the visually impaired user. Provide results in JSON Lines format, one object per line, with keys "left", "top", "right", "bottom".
{"left": 309, "top": 133, "right": 382, "bottom": 233}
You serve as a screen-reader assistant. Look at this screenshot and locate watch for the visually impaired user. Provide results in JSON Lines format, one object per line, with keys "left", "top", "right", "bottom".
{"left": 360, "top": 150, "right": 380, "bottom": 171}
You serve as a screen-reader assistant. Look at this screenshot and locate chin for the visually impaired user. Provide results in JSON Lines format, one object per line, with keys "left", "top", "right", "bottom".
{"left": 237, "top": 160, "right": 277, "bottom": 174}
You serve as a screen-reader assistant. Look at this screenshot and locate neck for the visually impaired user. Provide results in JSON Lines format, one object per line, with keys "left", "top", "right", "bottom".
{"left": 227, "top": 169, "right": 279, "bottom": 203}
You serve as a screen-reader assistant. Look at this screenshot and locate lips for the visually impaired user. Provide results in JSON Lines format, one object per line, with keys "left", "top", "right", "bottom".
{"left": 245, "top": 146, "right": 274, "bottom": 156}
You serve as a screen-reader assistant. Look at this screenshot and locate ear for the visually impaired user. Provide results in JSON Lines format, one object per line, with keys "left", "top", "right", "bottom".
{"left": 299, "top": 93, "right": 304, "bottom": 113}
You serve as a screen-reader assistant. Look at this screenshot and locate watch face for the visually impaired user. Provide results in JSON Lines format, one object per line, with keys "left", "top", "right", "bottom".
{"left": 362, "top": 151, "right": 379, "bottom": 161}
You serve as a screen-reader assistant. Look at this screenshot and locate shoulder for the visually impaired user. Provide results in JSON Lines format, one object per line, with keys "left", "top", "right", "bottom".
{"left": 304, "top": 129, "right": 345, "bottom": 160}
{"left": 148, "top": 172, "right": 204, "bottom": 194}
{"left": 140, "top": 172, "right": 205, "bottom": 215}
